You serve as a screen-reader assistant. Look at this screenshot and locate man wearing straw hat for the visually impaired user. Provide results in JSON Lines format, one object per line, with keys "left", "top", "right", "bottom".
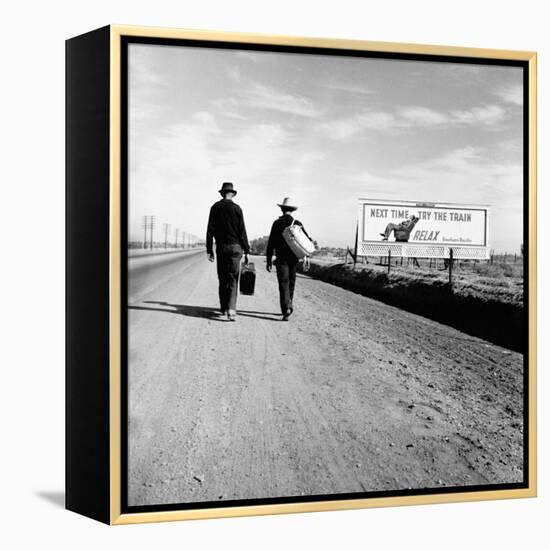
{"left": 266, "top": 197, "right": 311, "bottom": 321}
{"left": 206, "top": 182, "right": 250, "bottom": 321}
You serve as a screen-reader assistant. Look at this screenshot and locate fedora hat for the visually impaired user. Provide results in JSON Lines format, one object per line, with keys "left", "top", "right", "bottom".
{"left": 277, "top": 197, "right": 298, "bottom": 211}
{"left": 218, "top": 181, "right": 237, "bottom": 196}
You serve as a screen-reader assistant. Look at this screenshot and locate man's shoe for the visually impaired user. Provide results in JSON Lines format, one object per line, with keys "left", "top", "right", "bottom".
{"left": 227, "top": 310, "right": 237, "bottom": 322}
{"left": 282, "top": 309, "right": 291, "bottom": 321}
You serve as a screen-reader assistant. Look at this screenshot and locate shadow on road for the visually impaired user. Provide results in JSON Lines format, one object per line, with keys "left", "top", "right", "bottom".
{"left": 129, "top": 301, "right": 281, "bottom": 321}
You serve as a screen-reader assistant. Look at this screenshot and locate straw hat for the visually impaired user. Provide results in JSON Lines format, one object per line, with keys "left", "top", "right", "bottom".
{"left": 277, "top": 197, "right": 298, "bottom": 211}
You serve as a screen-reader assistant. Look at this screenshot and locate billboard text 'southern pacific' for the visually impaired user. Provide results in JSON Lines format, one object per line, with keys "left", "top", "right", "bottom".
{"left": 360, "top": 200, "right": 488, "bottom": 246}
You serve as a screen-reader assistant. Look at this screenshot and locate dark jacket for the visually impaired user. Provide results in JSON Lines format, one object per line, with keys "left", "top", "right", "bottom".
{"left": 266, "top": 214, "right": 311, "bottom": 264}
{"left": 206, "top": 199, "right": 250, "bottom": 254}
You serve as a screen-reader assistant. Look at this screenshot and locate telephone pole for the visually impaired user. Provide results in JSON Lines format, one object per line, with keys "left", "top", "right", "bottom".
{"left": 175, "top": 228, "right": 179, "bottom": 248}
{"left": 142, "top": 215, "right": 156, "bottom": 250}
{"left": 163, "top": 223, "right": 171, "bottom": 249}
{"left": 142, "top": 216, "right": 148, "bottom": 249}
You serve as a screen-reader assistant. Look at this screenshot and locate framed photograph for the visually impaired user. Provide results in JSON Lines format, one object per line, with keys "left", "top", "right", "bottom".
{"left": 66, "top": 25, "right": 537, "bottom": 525}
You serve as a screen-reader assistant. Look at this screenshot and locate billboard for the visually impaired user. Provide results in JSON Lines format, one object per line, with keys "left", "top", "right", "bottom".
{"left": 359, "top": 199, "right": 489, "bottom": 247}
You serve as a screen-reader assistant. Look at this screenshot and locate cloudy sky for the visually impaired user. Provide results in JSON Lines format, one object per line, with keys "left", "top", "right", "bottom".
{"left": 128, "top": 43, "right": 524, "bottom": 252}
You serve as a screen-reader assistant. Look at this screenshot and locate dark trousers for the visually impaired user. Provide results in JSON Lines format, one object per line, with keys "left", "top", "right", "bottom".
{"left": 216, "top": 244, "right": 243, "bottom": 312}
{"left": 275, "top": 258, "right": 298, "bottom": 314}
{"left": 382, "top": 223, "right": 400, "bottom": 239}
{"left": 382, "top": 223, "right": 411, "bottom": 242}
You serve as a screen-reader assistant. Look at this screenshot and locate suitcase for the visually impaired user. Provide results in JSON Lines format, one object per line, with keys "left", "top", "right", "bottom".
{"left": 239, "top": 262, "right": 256, "bottom": 295}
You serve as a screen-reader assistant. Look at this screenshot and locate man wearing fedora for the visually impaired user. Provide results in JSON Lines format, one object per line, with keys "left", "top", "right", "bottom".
{"left": 266, "top": 197, "right": 311, "bottom": 321}
{"left": 206, "top": 182, "right": 250, "bottom": 321}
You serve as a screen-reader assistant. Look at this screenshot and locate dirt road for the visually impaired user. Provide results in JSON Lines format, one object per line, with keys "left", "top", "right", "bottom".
{"left": 127, "top": 253, "right": 524, "bottom": 507}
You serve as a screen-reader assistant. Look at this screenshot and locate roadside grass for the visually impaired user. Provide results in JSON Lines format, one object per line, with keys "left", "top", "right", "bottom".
{"left": 301, "top": 257, "right": 524, "bottom": 350}
{"left": 312, "top": 256, "right": 523, "bottom": 307}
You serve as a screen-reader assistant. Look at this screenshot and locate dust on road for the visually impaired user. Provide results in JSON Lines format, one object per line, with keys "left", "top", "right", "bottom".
{"left": 127, "top": 253, "right": 523, "bottom": 506}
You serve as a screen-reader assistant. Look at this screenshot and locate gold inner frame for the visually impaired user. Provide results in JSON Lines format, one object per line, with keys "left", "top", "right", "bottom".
{"left": 108, "top": 24, "right": 537, "bottom": 525}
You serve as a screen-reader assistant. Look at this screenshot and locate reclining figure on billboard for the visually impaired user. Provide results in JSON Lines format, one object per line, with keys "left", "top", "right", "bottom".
{"left": 380, "top": 215, "right": 419, "bottom": 242}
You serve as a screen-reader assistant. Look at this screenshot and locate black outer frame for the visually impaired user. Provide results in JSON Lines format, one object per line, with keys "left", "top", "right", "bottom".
{"left": 66, "top": 26, "right": 531, "bottom": 524}
{"left": 65, "top": 26, "right": 111, "bottom": 524}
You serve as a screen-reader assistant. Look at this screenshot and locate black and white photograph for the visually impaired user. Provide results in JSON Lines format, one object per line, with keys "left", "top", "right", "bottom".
{"left": 124, "top": 39, "right": 528, "bottom": 509}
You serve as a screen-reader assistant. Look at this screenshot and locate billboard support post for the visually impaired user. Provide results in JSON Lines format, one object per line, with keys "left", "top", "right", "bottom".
{"left": 354, "top": 222, "right": 359, "bottom": 260}
{"left": 449, "top": 248, "right": 454, "bottom": 288}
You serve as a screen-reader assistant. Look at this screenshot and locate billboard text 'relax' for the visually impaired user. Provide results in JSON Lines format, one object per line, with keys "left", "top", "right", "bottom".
{"left": 360, "top": 200, "right": 488, "bottom": 246}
